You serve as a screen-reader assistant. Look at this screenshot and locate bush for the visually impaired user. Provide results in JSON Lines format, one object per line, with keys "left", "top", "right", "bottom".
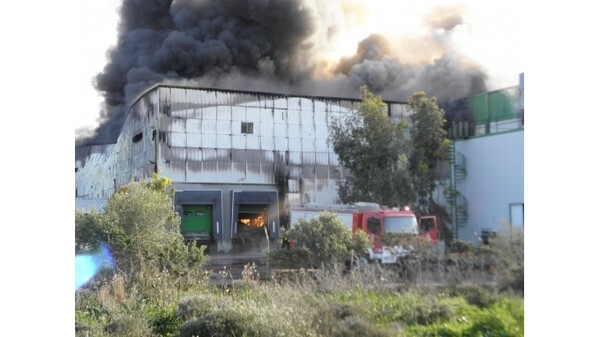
{"left": 268, "top": 247, "right": 313, "bottom": 269}
{"left": 104, "top": 313, "right": 153, "bottom": 337}
{"left": 285, "top": 212, "right": 370, "bottom": 268}
{"left": 75, "top": 174, "right": 207, "bottom": 293}
{"left": 146, "top": 304, "right": 182, "bottom": 337}
{"left": 454, "top": 285, "right": 498, "bottom": 309}
{"left": 179, "top": 309, "right": 288, "bottom": 337}
{"left": 487, "top": 227, "right": 524, "bottom": 294}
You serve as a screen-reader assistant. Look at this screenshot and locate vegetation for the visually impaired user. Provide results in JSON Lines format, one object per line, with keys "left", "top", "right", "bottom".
{"left": 328, "top": 85, "right": 411, "bottom": 207}
{"left": 268, "top": 212, "right": 371, "bottom": 269}
{"left": 328, "top": 86, "right": 450, "bottom": 230}
{"left": 75, "top": 141, "right": 523, "bottom": 336}
{"left": 406, "top": 92, "right": 449, "bottom": 215}
{"left": 75, "top": 173, "right": 207, "bottom": 296}
{"left": 72, "top": 77, "right": 524, "bottom": 333}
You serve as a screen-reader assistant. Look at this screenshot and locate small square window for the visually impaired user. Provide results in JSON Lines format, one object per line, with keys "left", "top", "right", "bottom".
{"left": 241, "top": 122, "right": 254, "bottom": 134}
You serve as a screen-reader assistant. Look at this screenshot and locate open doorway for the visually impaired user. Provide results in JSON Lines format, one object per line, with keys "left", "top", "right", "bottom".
{"left": 235, "top": 204, "right": 269, "bottom": 252}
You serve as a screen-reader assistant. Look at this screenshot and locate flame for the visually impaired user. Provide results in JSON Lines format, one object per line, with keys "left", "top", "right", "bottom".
{"left": 239, "top": 214, "right": 265, "bottom": 228}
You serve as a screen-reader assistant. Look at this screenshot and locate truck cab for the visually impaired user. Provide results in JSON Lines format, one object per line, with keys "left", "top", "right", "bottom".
{"left": 352, "top": 206, "right": 438, "bottom": 264}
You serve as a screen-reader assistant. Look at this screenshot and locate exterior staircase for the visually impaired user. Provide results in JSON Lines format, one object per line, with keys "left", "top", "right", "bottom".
{"left": 444, "top": 140, "right": 468, "bottom": 240}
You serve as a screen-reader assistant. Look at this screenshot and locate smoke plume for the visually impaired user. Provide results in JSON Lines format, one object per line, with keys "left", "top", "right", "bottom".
{"left": 78, "top": 0, "right": 488, "bottom": 145}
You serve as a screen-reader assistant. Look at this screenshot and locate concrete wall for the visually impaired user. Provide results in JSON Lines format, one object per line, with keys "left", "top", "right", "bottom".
{"left": 455, "top": 129, "right": 524, "bottom": 242}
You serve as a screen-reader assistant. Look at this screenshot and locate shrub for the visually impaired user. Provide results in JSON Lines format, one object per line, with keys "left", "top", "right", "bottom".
{"left": 454, "top": 285, "right": 498, "bottom": 309}
{"left": 285, "top": 212, "right": 370, "bottom": 268}
{"left": 177, "top": 295, "right": 228, "bottom": 322}
{"left": 179, "top": 309, "right": 286, "bottom": 337}
{"left": 487, "top": 226, "right": 524, "bottom": 294}
{"left": 331, "top": 316, "right": 397, "bottom": 337}
{"left": 75, "top": 174, "right": 207, "bottom": 293}
{"left": 268, "top": 247, "right": 313, "bottom": 269}
{"left": 146, "top": 304, "right": 182, "bottom": 337}
{"left": 104, "top": 313, "right": 153, "bottom": 337}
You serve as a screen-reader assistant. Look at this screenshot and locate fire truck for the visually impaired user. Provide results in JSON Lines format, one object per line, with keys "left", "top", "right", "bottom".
{"left": 289, "top": 202, "right": 439, "bottom": 264}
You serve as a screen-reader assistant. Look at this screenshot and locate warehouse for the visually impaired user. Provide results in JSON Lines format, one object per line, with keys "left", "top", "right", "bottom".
{"left": 75, "top": 85, "right": 414, "bottom": 253}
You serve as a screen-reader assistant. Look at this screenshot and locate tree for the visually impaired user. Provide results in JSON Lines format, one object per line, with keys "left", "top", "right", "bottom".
{"left": 75, "top": 173, "right": 206, "bottom": 289}
{"left": 328, "top": 85, "right": 411, "bottom": 206}
{"left": 407, "top": 92, "right": 449, "bottom": 214}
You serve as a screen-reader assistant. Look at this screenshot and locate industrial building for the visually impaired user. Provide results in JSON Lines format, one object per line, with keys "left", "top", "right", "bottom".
{"left": 75, "top": 85, "right": 415, "bottom": 253}
{"left": 444, "top": 73, "right": 524, "bottom": 243}
{"left": 76, "top": 74, "right": 524, "bottom": 251}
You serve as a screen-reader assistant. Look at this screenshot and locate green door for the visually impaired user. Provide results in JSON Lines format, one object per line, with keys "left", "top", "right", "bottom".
{"left": 181, "top": 205, "right": 212, "bottom": 238}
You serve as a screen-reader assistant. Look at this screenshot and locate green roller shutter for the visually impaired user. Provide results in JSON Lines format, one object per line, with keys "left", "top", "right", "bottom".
{"left": 181, "top": 205, "right": 212, "bottom": 235}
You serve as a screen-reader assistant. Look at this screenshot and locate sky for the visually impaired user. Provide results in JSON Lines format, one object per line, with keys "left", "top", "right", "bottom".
{"left": 74, "top": 0, "right": 524, "bottom": 135}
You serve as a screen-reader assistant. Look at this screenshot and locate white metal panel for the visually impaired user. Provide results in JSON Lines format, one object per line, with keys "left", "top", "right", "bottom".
{"left": 315, "top": 138, "right": 328, "bottom": 152}
{"left": 202, "top": 133, "right": 217, "bottom": 148}
{"left": 288, "top": 166, "right": 302, "bottom": 178}
{"left": 170, "top": 118, "right": 186, "bottom": 133}
{"left": 300, "top": 98, "right": 313, "bottom": 111}
{"left": 216, "top": 120, "right": 232, "bottom": 135}
{"left": 186, "top": 119, "right": 201, "bottom": 133}
{"left": 302, "top": 152, "right": 315, "bottom": 165}
{"left": 217, "top": 104, "right": 231, "bottom": 120}
{"left": 302, "top": 137, "right": 315, "bottom": 152}
{"left": 231, "top": 134, "right": 246, "bottom": 148}
{"left": 315, "top": 152, "right": 329, "bottom": 166}
{"left": 261, "top": 107, "right": 274, "bottom": 125}
{"left": 216, "top": 135, "right": 232, "bottom": 149}
{"left": 202, "top": 90, "right": 216, "bottom": 106}
{"left": 246, "top": 107, "right": 261, "bottom": 122}
{"left": 273, "top": 122, "right": 287, "bottom": 137}
{"left": 315, "top": 124, "right": 328, "bottom": 136}
{"left": 287, "top": 109, "right": 301, "bottom": 124}
{"left": 187, "top": 148, "right": 202, "bottom": 161}
{"left": 201, "top": 119, "right": 217, "bottom": 134}
{"left": 246, "top": 135, "right": 260, "bottom": 150}
{"left": 232, "top": 106, "right": 245, "bottom": 121}
{"left": 202, "top": 148, "right": 217, "bottom": 161}
{"left": 288, "top": 179, "right": 300, "bottom": 193}
{"left": 274, "top": 98, "right": 287, "bottom": 109}
{"left": 202, "top": 106, "right": 217, "bottom": 120}
{"left": 287, "top": 124, "right": 301, "bottom": 138}
{"left": 273, "top": 108, "right": 286, "bottom": 122}
{"left": 170, "top": 132, "right": 187, "bottom": 147}
{"left": 170, "top": 147, "right": 186, "bottom": 161}
{"left": 301, "top": 122, "right": 314, "bottom": 138}
{"left": 274, "top": 137, "right": 288, "bottom": 151}
{"left": 288, "top": 151, "right": 301, "bottom": 165}
{"left": 314, "top": 101, "right": 327, "bottom": 113}
{"left": 172, "top": 108, "right": 187, "bottom": 118}
{"left": 287, "top": 97, "right": 301, "bottom": 110}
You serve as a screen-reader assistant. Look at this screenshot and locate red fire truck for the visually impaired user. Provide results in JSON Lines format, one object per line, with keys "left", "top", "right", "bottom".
{"left": 289, "top": 202, "right": 439, "bottom": 264}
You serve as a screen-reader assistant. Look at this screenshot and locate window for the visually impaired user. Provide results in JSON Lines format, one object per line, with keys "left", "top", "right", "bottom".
{"left": 367, "top": 217, "right": 381, "bottom": 234}
{"left": 510, "top": 203, "right": 524, "bottom": 228}
{"left": 383, "top": 216, "right": 418, "bottom": 234}
{"left": 241, "top": 122, "right": 254, "bottom": 134}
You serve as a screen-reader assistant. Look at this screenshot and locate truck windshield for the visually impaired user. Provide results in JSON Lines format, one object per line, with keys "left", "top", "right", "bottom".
{"left": 383, "top": 216, "right": 418, "bottom": 234}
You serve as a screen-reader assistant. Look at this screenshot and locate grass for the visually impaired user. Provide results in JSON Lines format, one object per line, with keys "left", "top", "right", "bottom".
{"left": 75, "top": 230, "right": 524, "bottom": 337}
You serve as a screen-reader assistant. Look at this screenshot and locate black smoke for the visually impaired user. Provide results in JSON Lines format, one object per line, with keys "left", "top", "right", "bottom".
{"left": 78, "top": 0, "right": 488, "bottom": 145}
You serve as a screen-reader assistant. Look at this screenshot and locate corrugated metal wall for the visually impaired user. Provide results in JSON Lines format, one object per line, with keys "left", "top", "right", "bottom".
{"left": 154, "top": 87, "right": 396, "bottom": 206}
{"left": 75, "top": 85, "right": 412, "bottom": 207}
